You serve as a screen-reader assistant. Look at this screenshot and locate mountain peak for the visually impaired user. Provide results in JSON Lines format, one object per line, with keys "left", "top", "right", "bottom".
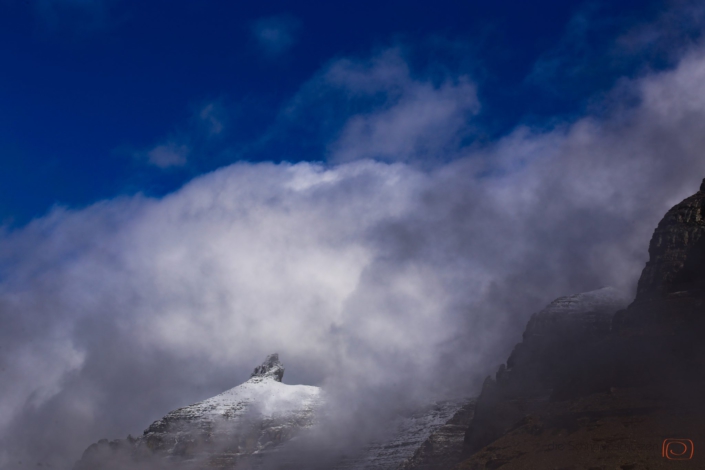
{"left": 250, "top": 353, "right": 285, "bottom": 382}
{"left": 635, "top": 178, "right": 705, "bottom": 300}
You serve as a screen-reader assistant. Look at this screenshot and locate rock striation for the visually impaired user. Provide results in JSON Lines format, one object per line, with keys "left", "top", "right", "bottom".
{"left": 522, "top": 287, "right": 625, "bottom": 338}
{"left": 455, "top": 177, "right": 705, "bottom": 469}
{"left": 398, "top": 400, "right": 476, "bottom": 470}
{"left": 75, "top": 354, "right": 321, "bottom": 469}
{"left": 462, "top": 287, "right": 628, "bottom": 457}
{"left": 615, "top": 179, "right": 705, "bottom": 336}
{"left": 333, "top": 399, "right": 473, "bottom": 470}
{"left": 635, "top": 178, "right": 705, "bottom": 299}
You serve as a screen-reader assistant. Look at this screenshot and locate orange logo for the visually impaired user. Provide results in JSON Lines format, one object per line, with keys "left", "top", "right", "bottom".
{"left": 662, "top": 439, "right": 694, "bottom": 460}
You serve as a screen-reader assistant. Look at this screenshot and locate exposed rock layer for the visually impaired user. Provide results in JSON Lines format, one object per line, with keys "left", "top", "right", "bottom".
{"left": 462, "top": 287, "right": 628, "bottom": 457}
{"left": 456, "top": 177, "right": 705, "bottom": 469}
{"left": 399, "top": 400, "right": 476, "bottom": 470}
{"left": 636, "top": 178, "right": 705, "bottom": 299}
{"left": 334, "top": 399, "right": 472, "bottom": 470}
{"left": 75, "top": 354, "right": 321, "bottom": 469}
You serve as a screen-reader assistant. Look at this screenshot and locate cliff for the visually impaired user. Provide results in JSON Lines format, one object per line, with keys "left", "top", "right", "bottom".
{"left": 333, "top": 399, "right": 473, "bottom": 470}
{"left": 398, "top": 400, "right": 476, "bottom": 470}
{"left": 455, "top": 178, "right": 705, "bottom": 469}
{"left": 462, "top": 287, "right": 628, "bottom": 458}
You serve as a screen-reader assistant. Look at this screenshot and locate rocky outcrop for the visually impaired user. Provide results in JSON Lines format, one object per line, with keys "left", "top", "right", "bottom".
{"left": 250, "top": 353, "right": 285, "bottom": 382}
{"left": 398, "top": 400, "right": 475, "bottom": 470}
{"left": 615, "top": 179, "right": 705, "bottom": 336}
{"left": 462, "top": 287, "right": 628, "bottom": 457}
{"left": 334, "top": 399, "right": 472, "bottom": 470}
{"left": 522, "top": 287, "right": 625, "bottom": 338}
{"left": 75, "top": 354, "right": 321, "bottom": 469}
{"left": 507, "top": 287, "right": 628, "bottom": 397}
{"left": 635, "top": 178, "right": 705, "bottom": 299}
{"left": 455, "top": 177, "right": 705, "bottom": 469}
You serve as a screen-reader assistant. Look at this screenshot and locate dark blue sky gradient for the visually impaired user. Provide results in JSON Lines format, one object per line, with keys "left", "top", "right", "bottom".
{"left": 0, "top": 0, "right": 684, "bottom": 225}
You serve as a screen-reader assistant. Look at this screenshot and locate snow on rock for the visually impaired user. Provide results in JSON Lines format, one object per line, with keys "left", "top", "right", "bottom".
{"left": 250, "top": 353, "right": 285, "bottom": 382}
{"left": 76, "top": 353, "right": 475, "bottom": 470}
{"left": 75, "top": 354, "right": 322, "bottom": 469}
{"left": 333, "top": 399, "right": 472, "bottom": 470}
{"left": 148, "top": 353, "right": 319, "bottom": 431}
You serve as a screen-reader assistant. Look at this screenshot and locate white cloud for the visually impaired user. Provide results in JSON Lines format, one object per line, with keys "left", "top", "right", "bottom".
{"left": 331, "top": 75, "right": 478, "bottom": 163}
{"left": 146, "top": 142, "right": 189, "bottom": 168}
{"left": 282, "top": 48, "right": 480, "bottom": 164}
{"left": 5, "top": 39, "right": 705, "bottom": 468}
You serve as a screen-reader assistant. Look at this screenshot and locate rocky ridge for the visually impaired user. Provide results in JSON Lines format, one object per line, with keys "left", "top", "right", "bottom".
{"left": 398, "top": 399, "right": 476, "bottom": 470}
{"left": 75, "top": 354, "right": 321, "bottom": 469}
{"left": 455, "top": 178, "right": 705, "bottom": 469}
{"left": 462, "top": 287, "right": 629, "bottom": 458}
{"left": 334, "top": 399, "right": 473, "bottom": 470}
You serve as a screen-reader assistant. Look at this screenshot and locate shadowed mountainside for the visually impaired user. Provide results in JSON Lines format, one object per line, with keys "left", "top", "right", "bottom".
{"left": 455, "top": 178, "right": 705, "bottom": 470}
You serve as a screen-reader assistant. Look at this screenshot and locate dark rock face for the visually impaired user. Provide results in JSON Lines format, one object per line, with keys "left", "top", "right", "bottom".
{"left": 462, "top": 288, "right": 627, "bottom": 456}
{"left": 636, "top": 178, "right": 705, "bottom": 299}
{"left": 615, "top": 179, "right": 705, "bottom": 336}
{"left": 399, "top": 400, "right": 475, "bottom": 470}
{"left": 250, "top": 353, "right": 284, "bottom": 382}
{"left": 521, "top": 287, "right": 625, "bottom": 339}
{"left": 334, "top": 399, "right": 472, "bottom": 470}
{"left": 456, "top": 177, "right": 705, "bottom": 469}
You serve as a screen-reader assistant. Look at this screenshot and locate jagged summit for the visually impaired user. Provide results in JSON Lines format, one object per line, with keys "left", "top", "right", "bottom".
{"left": 636, "top": 177, "right": 705, "bottom": 299}
{"left": 458, "top": 179, "right": 705, "bottom": 469}
{"left": 615, "top": 176, "right": 705, "bottom": 335}
{"left": 251, "top": 352, "right": 285, "bottom": 382}
{"left": 75, "top": 353, "right": 321, "bottom": 469}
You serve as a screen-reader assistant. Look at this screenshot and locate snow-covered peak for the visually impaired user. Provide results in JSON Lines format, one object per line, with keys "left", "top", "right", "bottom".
{"left": 77, "top": 354, "right": 323, "bottom": 469}
{"left": 250, "top": 352, "right": 285, "bottom": 382}
{"left": 132, "top": 353, "right": 321, "bottom": 465}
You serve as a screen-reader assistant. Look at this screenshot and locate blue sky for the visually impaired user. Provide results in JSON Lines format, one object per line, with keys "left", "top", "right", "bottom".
{"left": 6, "top": 1, "right": 705, "bottom": 467}
{"left": 0, "top": 0, "right": 693, "bottom": 226}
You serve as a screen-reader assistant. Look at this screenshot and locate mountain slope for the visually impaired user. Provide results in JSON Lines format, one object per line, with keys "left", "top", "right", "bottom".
{"left": 333, "top": 399, "right": 473, "bottom": 470}
{"left": 75, "top": 354, "right": 321, "bottom": 469}
{"left": 456, "top": 177, "right": 705, "bottom": 469}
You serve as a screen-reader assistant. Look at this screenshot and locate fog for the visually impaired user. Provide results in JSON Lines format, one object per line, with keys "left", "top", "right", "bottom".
{"left": 4, "top": 25, "right": 705, "bottom": 470}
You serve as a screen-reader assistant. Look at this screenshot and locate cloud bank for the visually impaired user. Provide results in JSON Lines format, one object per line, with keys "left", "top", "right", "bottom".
{"left": 4, "top": 36, "right": 705, "bottom": 470}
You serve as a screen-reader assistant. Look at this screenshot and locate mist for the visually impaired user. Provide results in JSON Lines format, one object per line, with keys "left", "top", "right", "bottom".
{"left": 4, "top": 27, "right": 705, "bottom": 470}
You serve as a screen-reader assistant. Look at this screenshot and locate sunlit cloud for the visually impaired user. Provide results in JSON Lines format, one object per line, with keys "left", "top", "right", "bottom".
{"left": 5, "top": 29, "right": 705, "bottom": 470}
